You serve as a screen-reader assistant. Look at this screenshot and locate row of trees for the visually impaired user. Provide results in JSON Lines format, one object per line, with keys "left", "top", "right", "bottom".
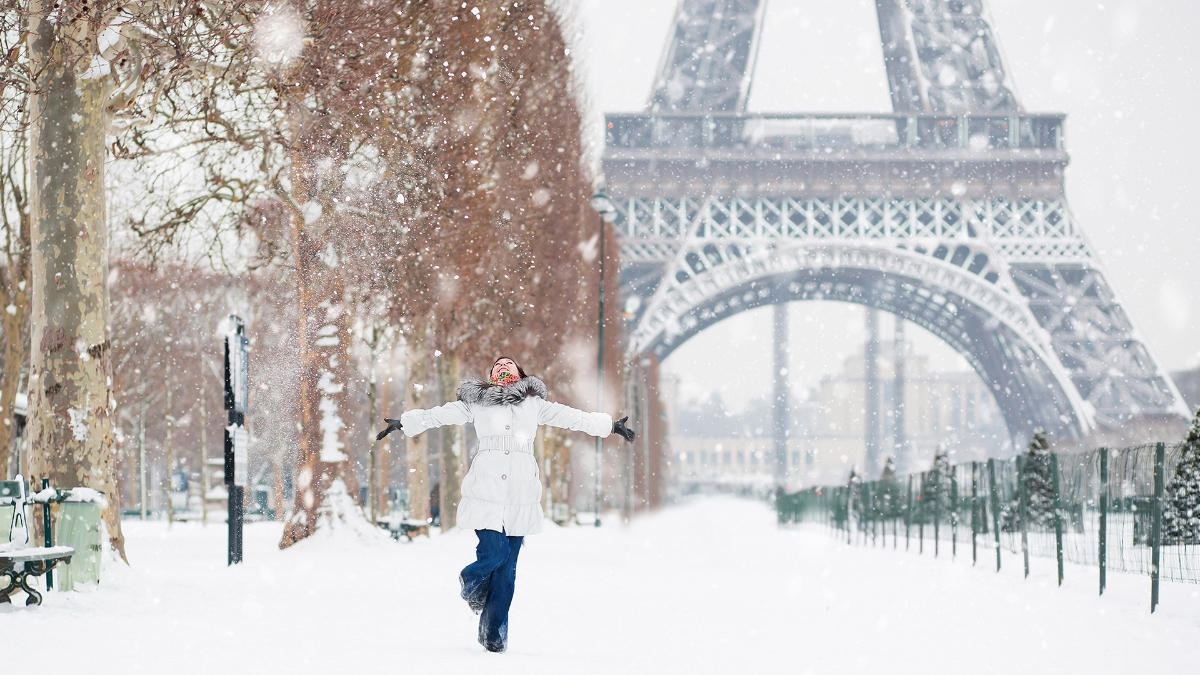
{"left": 1, "top": 1, "right": 638, "bottom": 555}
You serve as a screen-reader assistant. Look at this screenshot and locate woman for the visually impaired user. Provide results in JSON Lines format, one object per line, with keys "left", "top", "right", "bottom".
{"left": 377, "top": 356, "right": 635, "bottom": 653}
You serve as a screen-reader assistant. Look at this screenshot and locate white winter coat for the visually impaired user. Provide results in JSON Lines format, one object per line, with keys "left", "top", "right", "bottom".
{"left": 401, "top": 376, "right": 611, "bottom": 536}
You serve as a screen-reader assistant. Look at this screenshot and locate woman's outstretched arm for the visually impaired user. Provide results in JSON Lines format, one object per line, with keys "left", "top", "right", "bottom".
{"left": 399, "top": 400, "right": 474, "bottom": 437}
{"left": 536, "top": 399, "right": 612, "bottom": 438}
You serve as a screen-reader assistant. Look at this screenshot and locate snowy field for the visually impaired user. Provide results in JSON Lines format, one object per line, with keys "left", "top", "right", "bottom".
{"left": 4, "top": 496, "right": 1200, "bottom": 674}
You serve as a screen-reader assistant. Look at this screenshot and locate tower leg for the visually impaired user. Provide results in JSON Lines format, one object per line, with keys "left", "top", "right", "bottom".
{"left": 773, "top": 303, "right": 790, "bottom": 488}
{"left": 894, "top": 318, "right": 906, "bottom": 471}
{"left": 865, "top": 309, "right": 881, "bottom": 478}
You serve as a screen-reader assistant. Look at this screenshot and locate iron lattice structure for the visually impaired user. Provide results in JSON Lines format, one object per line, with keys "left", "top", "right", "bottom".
{"left": 605, "top": 0, "right": 1187, "bottom": 446}
{"left": 648, "top": 0, "right": 766, "bottom": 112}
{"left": 875, "top": 0, "right": 1020, "bottom": 113}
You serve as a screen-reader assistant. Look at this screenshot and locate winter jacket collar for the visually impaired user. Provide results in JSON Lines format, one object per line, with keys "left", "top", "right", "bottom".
{"left": 457, "top": 376, "right": 548, "bottom": 407}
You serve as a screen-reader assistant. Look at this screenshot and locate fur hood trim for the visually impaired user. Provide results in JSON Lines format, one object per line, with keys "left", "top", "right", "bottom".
{"left": 457, "top": 376, "right": 548, "bottom": 407}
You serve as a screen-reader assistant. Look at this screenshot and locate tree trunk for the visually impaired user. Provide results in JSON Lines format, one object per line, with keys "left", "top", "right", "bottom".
{"left": 164, "top": 356, "right": 173, "bottom": 525}
{"left": 377, "top": 346, "right": 392, "bottom": 518}
{"left": 279, "top": 172, "right": 359, "bottom": 547}
{"left": 0, "top": 204, "right": 29, "bottom": 476}
{"left": 25, "top": 7, "right": 125, "bottom": 559}
{"left": 200, "top": 366, "right": 209, "bottom": 524}
{"left": 367, "top": 348, "right": 377, "bottom": 522}
{"left": 405, "top": 341, "right": 430, "bottom": 524}
{"left": 0, "top": 265, "right": 28, "bottom": 475}
{"left": 0, "top": 22, "right": 30, "bottom": 480}
{"left": 545, "top": 427, "right": 571, "bottom": 518}
{"left": 438, "top": 354, "right": 462, "bottom": 530}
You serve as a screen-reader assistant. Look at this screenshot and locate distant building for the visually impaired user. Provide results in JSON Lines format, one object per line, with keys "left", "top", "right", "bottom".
{"left": 808, "top": 341, "right": 1009, "bottom": 474}
{"left": 1172, "top": 368, "right": 1200, "bottom": 412}
{"left": 671, "top": 340, "right": 1009, "bottom": 491}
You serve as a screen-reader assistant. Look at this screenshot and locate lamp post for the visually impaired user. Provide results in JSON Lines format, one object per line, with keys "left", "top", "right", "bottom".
{"left": 590, "top": 188, "right": 616, "bottom": 528}
{"left": 224, "top": 315, "right": 249, "bottom": 565}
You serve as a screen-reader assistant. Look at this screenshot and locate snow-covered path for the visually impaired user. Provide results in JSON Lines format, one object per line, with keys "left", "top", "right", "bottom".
{"left": 4, "top": 496, "right": 1199, "bottom": 673}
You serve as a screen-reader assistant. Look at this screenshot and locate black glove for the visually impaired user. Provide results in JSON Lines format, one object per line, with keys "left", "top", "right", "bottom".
{"left": 376, "top": 417, "right": 404, "bottom": 441}
{"left": 612, "top": 416, "right": 635, "bottom": 443}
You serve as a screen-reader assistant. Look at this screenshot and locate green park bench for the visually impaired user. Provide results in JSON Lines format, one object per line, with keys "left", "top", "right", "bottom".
{"left": 377, "top": 515, "right": 430, "bottom": 540}
{"left": 0, "top": 546, "right": 75, "bottom": 605}
{"left": 1, "top": 478, "right": 101, "bottom": 605}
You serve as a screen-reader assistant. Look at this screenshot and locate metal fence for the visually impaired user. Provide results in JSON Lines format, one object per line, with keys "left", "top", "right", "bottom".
{"left": 777, "top": 443, "right": 1200, "bottom": 612}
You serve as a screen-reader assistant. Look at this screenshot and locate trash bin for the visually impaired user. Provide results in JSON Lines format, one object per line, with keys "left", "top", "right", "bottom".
{"left": 55, "top": 501, "right": 103, "bottom": 591}
{"left": 0, "top": 504, "right": 11, "bottom": 544}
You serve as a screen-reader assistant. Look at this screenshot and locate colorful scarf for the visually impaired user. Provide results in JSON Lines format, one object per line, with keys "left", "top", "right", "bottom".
{"left": 490, "top": 370, "right": 520, "bottom": 387}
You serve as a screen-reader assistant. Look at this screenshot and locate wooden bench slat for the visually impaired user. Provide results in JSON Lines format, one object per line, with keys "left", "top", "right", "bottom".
{"left": 0, "top": 546, "right": 75, "bottom": 562}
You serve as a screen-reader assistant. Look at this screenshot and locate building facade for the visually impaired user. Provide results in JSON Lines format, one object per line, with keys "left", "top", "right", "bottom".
{"left": 672, "top": 339, "right": 1008, "bottom": 490}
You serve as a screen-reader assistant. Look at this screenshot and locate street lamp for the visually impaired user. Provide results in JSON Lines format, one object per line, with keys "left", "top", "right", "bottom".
{"left": 589, "top": 188, "right": 616, "bottom": 527}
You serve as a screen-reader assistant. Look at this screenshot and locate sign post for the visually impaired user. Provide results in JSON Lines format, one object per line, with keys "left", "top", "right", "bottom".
{"left": 224, "top": 315, "right": 249, "bottom": 565}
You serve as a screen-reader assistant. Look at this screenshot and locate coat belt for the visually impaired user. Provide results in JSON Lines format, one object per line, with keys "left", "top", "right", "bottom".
{"left": 476, "top": 435, "right": 534, "bottom": 454}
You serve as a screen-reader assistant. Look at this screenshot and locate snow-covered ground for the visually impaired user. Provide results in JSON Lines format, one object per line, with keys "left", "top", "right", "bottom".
{"left": 4, "top": 496, "right": 1200, "bottom": 673}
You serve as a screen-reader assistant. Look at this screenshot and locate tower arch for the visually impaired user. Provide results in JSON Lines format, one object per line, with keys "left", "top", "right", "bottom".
{"left": 630, "top": 240, "right": 1090, "bottom": 444}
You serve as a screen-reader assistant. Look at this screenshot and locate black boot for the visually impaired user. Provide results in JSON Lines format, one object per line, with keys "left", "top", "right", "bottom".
{"left": 459, "top": 574, "right": 487, "bottom": 615}
{"left": 478, "top": 624, "right": 507, "bottom": 653}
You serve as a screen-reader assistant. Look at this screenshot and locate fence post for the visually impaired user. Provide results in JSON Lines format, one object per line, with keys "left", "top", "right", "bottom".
{"left": 836, "top": 490, "right": 841, "bottom": 534}
{"left": 871, "top": 482, "right": 879, "bottom": 546}
{"left": 820, "top": 490, "right": 825, "bottom": 530}
{"left": 834, "top": 488, "right": 840, "bottom": 536}
{"left": 1099, "top": 447, "right": 1108, "bottom": 596}
{"left": 846, "top": 486, "right": 853, "bottom": 545}
{"left": 893, "top": 495, "right": 899, "bottom": 550}
{"left": 906, "top": 475, "right": 912, "bottom": 550}
{"left": 934, "top": 470, "right": 941, "bottom": 558}
{"left": 1051, "top": 452, "right": 1064, "bottom": 586}
{"left": 1151, "top": 441, "right": 1165, "bottom": 613}
{"left": 830, "top": 487, "right": 840, "bottom": 530}
{"left": 827, "top": 489, "right": 833, "bottom": 533}
{"left": 988, "top": 458, "right": 1001, "bottom": 572}
{"left": 868, "top": 480, "right": 878, "bottom": 542}
{"left": 855, "top": 482, "right": 862, "bottom": 545}
{"left": 1018, "top": 456, "right": 1030, "bottom": 579}
{"left": 823, "top": 490, "right": 828, "bottom": 531}
{"left": 950, "top": 467, "right": 959, "bottom": 559}
{"left": 855, "top": 483, "right": 862, "bottom": 545}
{"left": 971, "top": 462, "right": 979, "bottom": 565}
{"left": 919, "top": 473, "right": 925, "bottom": 554}
{"left": 834, "top": 488, "right": 839, "bottom": 533}
{"left": 831, "top": 488, "right": 837, "bottom": 533}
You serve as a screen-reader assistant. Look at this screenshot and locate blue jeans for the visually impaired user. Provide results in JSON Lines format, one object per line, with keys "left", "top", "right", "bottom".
{"left": 460, "top": 529, "right": 524, "bottom": 652}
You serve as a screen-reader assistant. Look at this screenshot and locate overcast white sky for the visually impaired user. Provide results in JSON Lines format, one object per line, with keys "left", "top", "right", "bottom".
{"left": 569, "top": 0, "right": 1200, "bottom": 412}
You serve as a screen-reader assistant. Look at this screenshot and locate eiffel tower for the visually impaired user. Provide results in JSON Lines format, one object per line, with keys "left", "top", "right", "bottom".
{"left": 604, "top": 0, "right": 1188, "bottom": 477}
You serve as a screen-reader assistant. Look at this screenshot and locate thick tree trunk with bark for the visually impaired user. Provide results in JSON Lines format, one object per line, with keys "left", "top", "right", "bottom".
{"left": 25, "top": 7, "right": 125, "bottom": 558}
{"left": 279, "top": 164, "right": 359, "bottom": 547}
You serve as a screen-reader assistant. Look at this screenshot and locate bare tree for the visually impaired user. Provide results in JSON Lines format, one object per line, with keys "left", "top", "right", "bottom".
{"left": 1, "top": 0, "right": 276, "bottom": 557}
{"left": 5, "top": 0, "right": 633, "bottom": 549}
{"left": 19, "top": 0, "right": 138, "bottom": 557}
{"left": 0, "top": 15, "right": 30, "bottom": 475}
